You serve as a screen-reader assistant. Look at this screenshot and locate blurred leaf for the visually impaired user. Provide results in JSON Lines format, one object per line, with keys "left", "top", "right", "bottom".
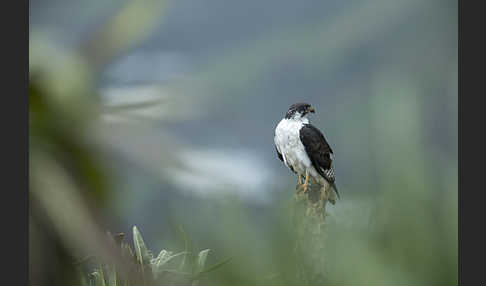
{"left": 198, "top": 257, "right": 233, "bottom": 275}
{"left": 177, "top": 226, "right": 192, "bottom": 272}
{"left": 121, "top": 242, "right": 135, "bottom": 262}
{"left": 106, "top": 264, "right": 117, "bottom": 286}
{"left": 152, "top": 250, "right": 188, "bottom": 276}
{"left": 82, "top": 0, "right": 168, "bottom": 68}
{"left": 190, "top": 249, "right": 210, "bottom": 286}
{"left": 132, "top": 226, "right": 152, "bottom": 268}
{"left": 91, "top": 268, "right": 106, "bottom": 286}
{"left": 194, "top": 249, "right": 210, "bottom": 274}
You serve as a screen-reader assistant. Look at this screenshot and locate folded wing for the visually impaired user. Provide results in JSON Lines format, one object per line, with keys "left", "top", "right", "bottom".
{"left": 299, "top": 124, "right": 335, "bottom": 184}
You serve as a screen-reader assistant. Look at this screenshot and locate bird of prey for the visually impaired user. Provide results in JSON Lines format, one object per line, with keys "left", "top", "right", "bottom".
{"left": 274, "top": 103, "right": 340, "bottom": 204}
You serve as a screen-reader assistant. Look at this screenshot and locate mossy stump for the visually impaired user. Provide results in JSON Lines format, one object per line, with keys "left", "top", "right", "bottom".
{"left": 292, "top": 180, "right": 330, "bottom": 285}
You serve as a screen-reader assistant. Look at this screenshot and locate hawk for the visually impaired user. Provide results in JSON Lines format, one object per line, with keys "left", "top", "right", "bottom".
{"left": 274, "top": 103, "right": 340, "bottom": 204}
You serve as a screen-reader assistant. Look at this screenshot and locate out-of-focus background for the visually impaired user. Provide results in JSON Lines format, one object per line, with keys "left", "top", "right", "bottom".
{"left": 29, "top": 0, "right": 457, "bottom": 285}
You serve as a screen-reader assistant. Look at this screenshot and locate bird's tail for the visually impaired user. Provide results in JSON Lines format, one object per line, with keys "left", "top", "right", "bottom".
{"left": 331, "top": 183, "right": 341, "bottom": 200}
{"left": 325, "top": 182, "right": 341, "bottom": 205}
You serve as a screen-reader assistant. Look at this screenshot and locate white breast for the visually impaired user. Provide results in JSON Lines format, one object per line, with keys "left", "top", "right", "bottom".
{"left": 274, "top": 118, "right": 312, "bottom": 176}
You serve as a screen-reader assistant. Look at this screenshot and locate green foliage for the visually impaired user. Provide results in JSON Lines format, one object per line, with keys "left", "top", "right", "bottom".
{"left": 133, "top": 226, "right": 152, "bottom": 269}
{"left": 84, "top": 226, "right": 229, "bottom": 286}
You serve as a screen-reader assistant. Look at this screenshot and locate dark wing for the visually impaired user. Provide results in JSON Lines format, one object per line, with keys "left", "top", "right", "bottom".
{"left": 299, "top": 124, "right": 335, "bottom": 183}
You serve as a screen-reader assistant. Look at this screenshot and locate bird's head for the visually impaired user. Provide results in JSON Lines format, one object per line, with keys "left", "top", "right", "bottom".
{"left": 285, "top": 102, "right": 315, "bottom": 120}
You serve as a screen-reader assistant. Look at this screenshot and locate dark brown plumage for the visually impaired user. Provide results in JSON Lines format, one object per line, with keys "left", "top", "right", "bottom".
{"left": 299, "top": 123, "right": 340, "bottom": 199}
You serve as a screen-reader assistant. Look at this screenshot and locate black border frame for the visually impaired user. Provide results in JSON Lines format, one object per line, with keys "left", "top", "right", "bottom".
{"left": 459, "top": 0, "right": 484, "bottom": 285}
{"left": 4, "top": 0, "right": 28, "bottom": 284}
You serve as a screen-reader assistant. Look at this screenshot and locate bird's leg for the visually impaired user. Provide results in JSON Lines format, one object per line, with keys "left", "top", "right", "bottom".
{"left": 296, "top": 174, "right": 304, "bottom": 193}
{"left": 302, "top": 170, "right": 310, "bottom": 193}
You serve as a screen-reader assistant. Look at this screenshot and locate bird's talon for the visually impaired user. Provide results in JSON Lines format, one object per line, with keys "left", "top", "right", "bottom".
{"left": 302, "top": 171, "right": 310, "bottom": 193}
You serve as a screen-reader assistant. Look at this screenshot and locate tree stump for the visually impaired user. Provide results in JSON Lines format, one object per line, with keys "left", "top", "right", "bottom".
{"left": 292, "top": 179, "right": 330, "bottom": 285}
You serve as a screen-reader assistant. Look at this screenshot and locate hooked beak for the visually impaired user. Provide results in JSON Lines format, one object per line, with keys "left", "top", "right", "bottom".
{"left": 308, "top": 106, "right": 315, "bottom": 113}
